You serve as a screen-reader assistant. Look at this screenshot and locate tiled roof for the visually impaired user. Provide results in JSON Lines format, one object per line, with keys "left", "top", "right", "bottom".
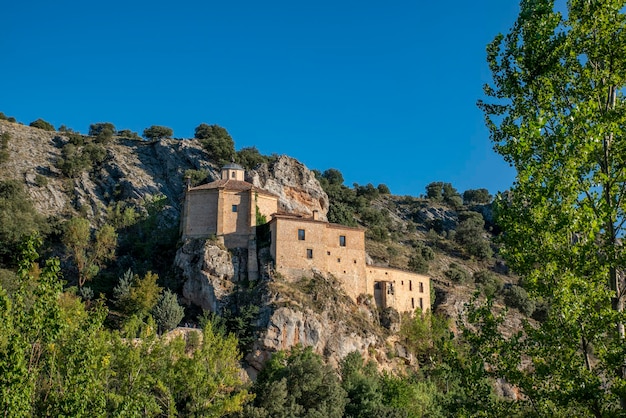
{"left": 188, "top": 179, "right": 278, "bottom": 196}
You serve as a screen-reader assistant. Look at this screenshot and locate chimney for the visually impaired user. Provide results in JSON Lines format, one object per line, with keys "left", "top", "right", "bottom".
{"left": 312, "top": 210, "right": 319, "bottom": 220}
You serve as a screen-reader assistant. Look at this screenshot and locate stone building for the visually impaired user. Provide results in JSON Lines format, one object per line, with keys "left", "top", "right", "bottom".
{"left": 181, "top": 163, "right": 430, "bottom": 313}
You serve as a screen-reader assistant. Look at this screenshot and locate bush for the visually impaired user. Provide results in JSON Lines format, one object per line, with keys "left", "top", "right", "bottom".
{"left": 463, "top": 188, "right": 492, "bottom": 205}
{"left": 408, "top": 254, "right": 428, "bottom": 274}
{"left": 184, "top": 169, "right": 210, "bottom": 187}
{"left": 0, "top": 132, "right": 9, "bottom": 163}
{"left": 444, "top": 263, "right": 469, "bottom": 283}
{"left": 236, "top": 146, "right": 269, "bottom": 169}
{"left": 455, "top": 211, "right": 493, "bottom": 260}
{"left": 89, "top": 122, "right": 115, "bottom": 144}
{"left": 29, "top": 118, "right": 55, "bottom": 131}
{"left": 473, "top": 270, "right": 502, "bottom": 298}
{"left": 117, "top": 129, "right": 141, "bottom": 140}
{"left": 504, "top": 285, "right": 535, "bottom": 315}
{"left": 143, "top": 125, "right": 173, "bottom": 140}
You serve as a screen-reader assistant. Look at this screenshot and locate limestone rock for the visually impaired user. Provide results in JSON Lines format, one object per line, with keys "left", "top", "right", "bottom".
{"left": 249, "top": 155, "right": 329, "bottom": 220}
{"left": 175, "top": 238, "right": 237, "bottom": 312}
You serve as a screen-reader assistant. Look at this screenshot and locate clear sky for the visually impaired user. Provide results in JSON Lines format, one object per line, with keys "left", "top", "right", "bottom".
{"left": 1, "top": 1, "right": 520, "bottom": 197}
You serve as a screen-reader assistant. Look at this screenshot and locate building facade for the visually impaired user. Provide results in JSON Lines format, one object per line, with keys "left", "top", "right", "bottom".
{"left": 181, "top": 164, "right": 430, "bottom": 312}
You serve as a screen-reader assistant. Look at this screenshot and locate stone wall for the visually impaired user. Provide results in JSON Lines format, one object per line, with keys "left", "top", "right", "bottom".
{"left": 367, "top": 266, "right": 430, "bottom": 312}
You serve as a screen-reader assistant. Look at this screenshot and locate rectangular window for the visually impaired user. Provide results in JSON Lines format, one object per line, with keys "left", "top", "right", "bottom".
{"left": 339, "top": 235, "right": 346, "bottom": 247}
{"left": 337, "top": 258, "right": 341, "bottom": 263}
{"left": 419, "top": 282, "right": 424, "bottom": 293}
{"left": 307, "top": 249, "right": 313, "bottom": 259}
{"left": 232, "top": 204, "right": 238, "bottom": 212}
{"left": 298, "top": 229, "right": 305, "bottom": 240}
{"left": 411, "top": 297, "right": 415, "bottom": 309}
{"left": 419, "top": 298, "right": 424, "bottom": 310}
{"left": 409, "top": 280, "right": 412, "bottom": 291}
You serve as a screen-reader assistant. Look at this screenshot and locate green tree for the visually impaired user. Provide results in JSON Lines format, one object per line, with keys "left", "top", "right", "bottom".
{"left": 0, "top": 180, "right": 46, "bottom": 267}
{"left": 244, "top": 346, "right": 347, "bottom": 417}
{"left": 143, "top": 125, "right": 173, "bottom": 140}
{"left": 152, "top": 290, "right": 184, "bottom": 333}
{"left": 463, "top": 188, "right": 492, "bottom": 205}
{"left": 29, "top": 118, "right": 55, "bottom": 131}
{"left": 194, "top": 123, "right": 235, "bottom": 166}
{"left": 62, "top": 218, "right": 117, "bottom": 287}
{"left": 454, "top": 211, "right": 493, "bottom": 259}
{"left": 477, "top": 0, "right": 626, "bottom": 414}
{"left": 236, "top": 146, "right": 269, "bottom": 169}
{"left": 0, "top": 132, "right": 9, "bottom": 163}
{"left": 88, "top": 122, "right": 115, "bottom": 144}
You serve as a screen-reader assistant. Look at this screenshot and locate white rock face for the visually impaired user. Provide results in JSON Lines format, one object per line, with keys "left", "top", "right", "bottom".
{"left": 247, "top": 306, "right": 379, "bottom": 370}
{"left": 175, "top": 239, "right": 236, "bottom": 312}
{"left": 249, "top": 155, "right": 329, "bottom": 220}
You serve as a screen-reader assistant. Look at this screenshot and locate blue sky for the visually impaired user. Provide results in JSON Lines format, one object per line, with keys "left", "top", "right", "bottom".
{"left": 1, "top": 1, "right": 520, "bottom": 197}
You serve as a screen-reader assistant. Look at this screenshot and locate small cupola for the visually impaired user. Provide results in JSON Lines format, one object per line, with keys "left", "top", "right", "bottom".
{"left": 221, "top": 163, "right": 245, "bottom": 181}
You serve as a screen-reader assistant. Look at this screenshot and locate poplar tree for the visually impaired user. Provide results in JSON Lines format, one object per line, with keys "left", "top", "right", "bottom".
{"left": 477, "top": 0, "right": 626, "bottom": 415}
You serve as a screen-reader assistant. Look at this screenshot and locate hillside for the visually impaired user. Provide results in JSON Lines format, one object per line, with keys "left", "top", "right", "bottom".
{"left": 0, "top": 118, "right": 527, "bottom": 415}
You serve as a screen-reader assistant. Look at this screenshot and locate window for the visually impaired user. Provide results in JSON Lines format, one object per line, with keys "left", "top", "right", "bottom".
{"left": 232, "top": 204, "right": 238, "bottom": 212}
{"left": 307, "top": 248, "right": 313, "bottom": 259}
{"left": 339, "top": 235, "right": 346, "bottom": 247}
{"left": 327, "top": 251, "right": 331, "bottom": 255}
{"left": 419, "top": 298, "right": 424, "bottom": 310}
{"left": 409, "top": 280, "right": 412, "bottom": 291}
{"left": 337, "top": 258, "right": 341, "bottom": 263}
{"left": 298, "top": 229, "right": 305, "bottom": 240}
{"left": 419, "top": 282, "right": 424, "bottom": 293}
{"left": 411, "top": 298, "right": 415, "bottom": 309}
{"left": 231, "top": 171, "right": 235, "bottom": 178}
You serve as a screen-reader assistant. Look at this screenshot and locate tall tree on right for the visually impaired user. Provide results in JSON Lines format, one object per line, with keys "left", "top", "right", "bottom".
{"left": 478, "top": 0, "right": 626, "bottom": 415}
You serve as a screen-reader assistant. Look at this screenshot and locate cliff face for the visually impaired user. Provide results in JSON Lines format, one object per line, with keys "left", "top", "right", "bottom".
{"left": 249, "top": 155, "right": 329, "bottom": 220}
{"left": 0, "top": 120, "right": 214, "bottom": 224}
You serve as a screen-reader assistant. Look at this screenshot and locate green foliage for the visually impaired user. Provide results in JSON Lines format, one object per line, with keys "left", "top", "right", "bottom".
{"left": 195, "top": 123, "right": 236, "bottom": 166}
{"left": 0, "top": 242, "right": 251, "bottom": 416}
{"left": 503, "top": 285, "right": 535, "bottom": 316}
{"left": 408, "top": 253, "right": 429, "bottom": 274}
{"left": 142, "top": 125, "right": 173, "bottom": 140}
{"left": 463, "top": 188, "right": 492, "bottom": 205}
{"left": 116, "top": 128, "right": 141, "bottom": 140}
{"left": 378, "top": 183, "right": 391, "bottom": 194}
{"left": 400, "top": 309, "right": 451, "bottom": 365}
{"left": 426, "top": 182, "right": 462, "bottom": 208}
{"left": 444, "top": 263, "right": 469, "bottom": 283}
{"left": 56, "top": 141, "right": 107, "bottom": 178}
{"left": 475, "top": 1, "right": 626, "bottom": 412}
{"left": 454, "top": 211, "right": 493, "bottom": 259}
{"left": 88, "top": 122, "right": 115, "bottom": 144}
{"left": 62, "top": 218, "right": 117, "bottom": 287}
{"left": 184, "top": 168, "right": 210, "bottom": 187}
{"left": 0, "top": 132, "right": 10, "bottom": 163}
{"left": 0, "top": 180, "right": 47, "bottom": 267}
{"left": 473, "top": 270, "right": 502, "bottom": 298}
{"left": 151, "top": 290, "right": 184, "bottom": 333}
{"left": 315, "top": 168, "right": 359, "bottom": 227}
{"left": 237, "top": 146, "right": 270, "bottom": 169}
{"left": 106, "top": 200, "right": 140, "bottom": 229}
{"left": 354, "top": 182, "right": 380, "bottom": 201}
{"left": 29, "top": 118, "right": 55, "bottom": 131}
{"left": 0, "top": 112, "right": 16, "bottom": 122}
{"left": 243, "top": 346, "right": 347, "bottom": 417}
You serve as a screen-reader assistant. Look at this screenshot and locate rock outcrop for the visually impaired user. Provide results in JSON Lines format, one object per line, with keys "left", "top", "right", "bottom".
{"left": 249, "top": 155, "right": 329, "bottom": 220}
{"left": 174, "top": 238, "right": 247, "bottom": 312}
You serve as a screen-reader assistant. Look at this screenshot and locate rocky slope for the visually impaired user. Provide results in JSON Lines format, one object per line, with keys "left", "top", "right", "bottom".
{"left": 0, "top": 120, "right": 520, "bottom": 375}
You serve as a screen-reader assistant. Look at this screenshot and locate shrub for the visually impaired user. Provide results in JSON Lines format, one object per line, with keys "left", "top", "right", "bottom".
{"left": 378, "top": 183, "right": 391, "bottom": 194}
{"left": 504, "top": 285, "right": 535, "bottom": 315}
{"left": 455, "top": 211, "right": 493, "bottom": 260}
{"left": 143, "top": 125, "right": 173, "bottom": 140}
{"left": 184, "top": 169, "right": 210, "bottom": 187}
{"left": 408, "top": 253, "right": 428, "bottom": 274}
{"left": 444, "top": 263, "right": 469, "bottom": 283}
{"left": 463, "top": 188, "right": 492, "bottom": 205}
{"left": 473, "top": 270, "right": 502, "bottom": 298}
{"left": 89, "top": 122, "right": 115, "bottom": 144}
{"left": 117, "top": 129, "right": 141, "bottom": 140}
{"left": 0, "top": 132, "right": 9, "bottom": 163}
{"left": 29, "top": 118, "right": 55, "bottom": 131}
{"left": 236, "top": 146, "right": 269, "bottom": 169}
